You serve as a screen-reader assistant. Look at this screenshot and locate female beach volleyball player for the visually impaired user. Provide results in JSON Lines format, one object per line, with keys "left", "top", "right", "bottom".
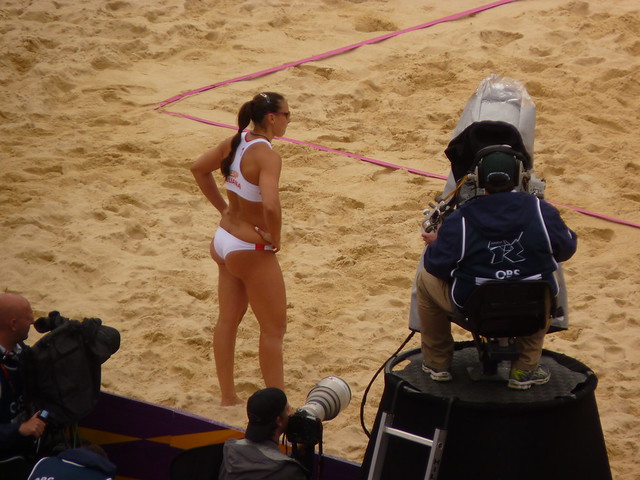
{"left": 191, "top": 92, "right": 291, "bottom": 406}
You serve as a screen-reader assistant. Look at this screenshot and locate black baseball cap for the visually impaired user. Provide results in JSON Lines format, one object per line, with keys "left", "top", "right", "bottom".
{"left": 245, "top": 388, "right": 288, "bottom": 442}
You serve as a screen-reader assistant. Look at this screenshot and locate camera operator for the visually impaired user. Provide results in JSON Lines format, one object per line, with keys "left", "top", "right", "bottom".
{"left": 218, "top": 388, "right": 308, "bottom": 480}
{"left": 0, "top": 293, "right": 46, "bottom": 479}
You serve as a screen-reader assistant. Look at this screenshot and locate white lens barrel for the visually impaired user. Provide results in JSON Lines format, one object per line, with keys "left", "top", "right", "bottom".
{"left": 303, "top": 376, "right": 351, "bottom": 421}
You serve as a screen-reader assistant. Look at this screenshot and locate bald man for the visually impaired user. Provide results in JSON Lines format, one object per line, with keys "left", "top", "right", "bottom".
{"left": 0, "top": 293, "right": 46, "bottom": 479}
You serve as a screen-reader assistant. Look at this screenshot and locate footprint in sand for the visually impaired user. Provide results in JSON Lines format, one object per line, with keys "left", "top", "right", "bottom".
{"left": 354, "top": 16, "right": 398, "bottom": 33}
{"left": 479, "top": 30, "right": 523, "bottom": 47}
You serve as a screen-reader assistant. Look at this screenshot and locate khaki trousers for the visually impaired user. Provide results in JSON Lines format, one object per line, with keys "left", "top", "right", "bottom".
{"left": 416, "top": 267, "right": 551, "bottom": 372}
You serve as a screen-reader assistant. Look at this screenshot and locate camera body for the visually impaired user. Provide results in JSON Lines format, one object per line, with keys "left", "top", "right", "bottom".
{"left": 287, "top": 408, "right": 323, "bottom": 445}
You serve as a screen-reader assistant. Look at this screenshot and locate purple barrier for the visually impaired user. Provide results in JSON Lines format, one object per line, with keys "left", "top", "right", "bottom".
{"left": 79, "top": 391, "right": 361, "bottom": 480}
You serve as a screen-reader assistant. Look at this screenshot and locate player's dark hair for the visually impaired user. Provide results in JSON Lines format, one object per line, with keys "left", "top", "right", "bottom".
{"left": 221, "top": 92, "right": 284, "bottom": 178}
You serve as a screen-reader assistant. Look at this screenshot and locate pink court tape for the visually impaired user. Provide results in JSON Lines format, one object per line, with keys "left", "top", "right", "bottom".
{"left": 157, "top": 0, "right": 639, "bottom": 230}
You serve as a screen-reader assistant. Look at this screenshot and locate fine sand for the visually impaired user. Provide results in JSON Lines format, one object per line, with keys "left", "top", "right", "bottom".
{"left": 1, "top": 0, "right": 639, "bottom": 478}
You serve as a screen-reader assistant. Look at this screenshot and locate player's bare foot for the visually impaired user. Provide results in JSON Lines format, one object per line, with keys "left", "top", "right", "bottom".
{"left": 220, "top": 395, "right": 243, "bottom": 407}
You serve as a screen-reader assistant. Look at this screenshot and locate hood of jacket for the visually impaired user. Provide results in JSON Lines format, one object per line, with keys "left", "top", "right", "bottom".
{"left": 59, "top": 448, "right": 117, "bottom": 476}
{"left": 459, "top": 191, "right": 537, "bottom": 239}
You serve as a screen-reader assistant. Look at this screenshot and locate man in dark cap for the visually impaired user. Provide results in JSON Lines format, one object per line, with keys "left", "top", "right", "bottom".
{"left": 416, "top": 146, "right": 577, "bottom": 389}
{"left": 218, "top": 388, "right": 308, "bottom": 479}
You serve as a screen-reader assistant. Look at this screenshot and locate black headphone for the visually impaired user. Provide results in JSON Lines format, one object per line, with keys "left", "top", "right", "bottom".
{"left": 471, "top": 144, "right": 525, "bottom": 189}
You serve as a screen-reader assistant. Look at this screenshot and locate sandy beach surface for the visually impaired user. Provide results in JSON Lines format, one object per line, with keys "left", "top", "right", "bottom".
{"left": 2, "top": 0, "right": 639, "bottom": 477}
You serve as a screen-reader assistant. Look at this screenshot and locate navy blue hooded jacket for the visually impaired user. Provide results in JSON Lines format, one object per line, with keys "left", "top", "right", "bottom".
{"left": 424, "top": 191, "right": 577, "bottom": 309}
{"left": 27, "top": 447, "right": 117, "bottom": 480}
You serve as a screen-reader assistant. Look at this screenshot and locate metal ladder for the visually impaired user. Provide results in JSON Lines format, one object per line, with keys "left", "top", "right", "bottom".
{"left": 366, "top": 378, "right": 453, "bottom": 480}
{"left": 366, "top": 409, "right": 447, "bottom": 480}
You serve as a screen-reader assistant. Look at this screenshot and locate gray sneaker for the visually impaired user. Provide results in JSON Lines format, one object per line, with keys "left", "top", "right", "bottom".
{"left": 422, "top": 363, "right": 452, "bottom": 382}
{"left": 508, "top": 365, "right": 550, "bottom": 390}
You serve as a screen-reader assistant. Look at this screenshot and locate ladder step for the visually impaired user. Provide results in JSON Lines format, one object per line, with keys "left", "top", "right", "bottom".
{"left": 383, "top": 426, "right": 434, "bottom": 447}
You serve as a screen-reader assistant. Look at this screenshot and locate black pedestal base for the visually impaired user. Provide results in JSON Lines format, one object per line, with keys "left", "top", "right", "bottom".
{"left": 361, "top": 343, "right": 611, "bottom": 480}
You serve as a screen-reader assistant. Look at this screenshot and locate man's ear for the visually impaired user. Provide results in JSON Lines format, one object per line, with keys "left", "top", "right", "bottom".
{"left": 275, "top": 414, "right": 284, "bottom": 428}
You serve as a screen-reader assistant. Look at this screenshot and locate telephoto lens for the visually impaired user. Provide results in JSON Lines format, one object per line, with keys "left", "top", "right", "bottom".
{"left": 300, "top": 376, "right": 351, "bottom": 421}
{"left": 286, "top": 376, "right": 351, "bottom": 445}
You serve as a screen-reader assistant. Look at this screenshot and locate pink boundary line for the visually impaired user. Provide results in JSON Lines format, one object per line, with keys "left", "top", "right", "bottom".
{"left": 547, "top": 202, "right": 640, "bottom": 230}
{"left": 157, "top": 2, "right": 640, "bottom": 231}
{"left": 162, "top": 112, "right": 448, "bottom": 180}
{"left": 155, "top": 0, "right": 519, "bottom": 110}
{"left": 164, "top": 113, "right": 640, "bottom": 229}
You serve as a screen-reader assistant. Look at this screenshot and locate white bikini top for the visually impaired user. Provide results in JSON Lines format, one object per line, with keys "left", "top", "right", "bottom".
{"left": 225, "top": 132, "right": 271, "bottom": 202}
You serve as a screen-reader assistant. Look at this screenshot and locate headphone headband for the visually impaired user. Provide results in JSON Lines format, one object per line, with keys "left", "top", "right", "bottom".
{"left": 471, "top": 144, "right": 525, "bottom": 170}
